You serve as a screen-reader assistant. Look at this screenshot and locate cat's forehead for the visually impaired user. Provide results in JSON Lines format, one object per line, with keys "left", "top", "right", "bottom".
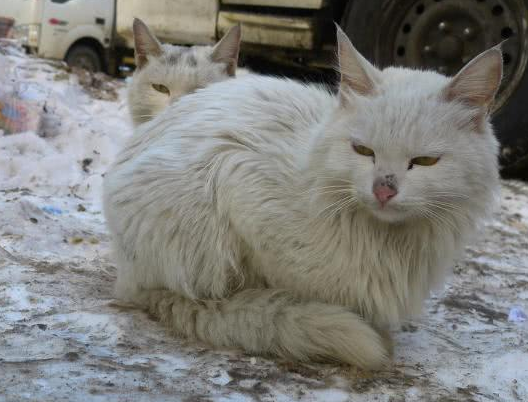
{"left": 379, "top": 67, "right": 449, "bottom": 93}
{"left": 159, "top": 44, "right": 211, "bottom": 67}
{"left": 349, "top": 69, "right": 477, "bottom": 154}
{"left": 354, "top": 102, "right": 463, "bottom": 152}
{"left": 360, "top": 68, "right": 461, "bottom": 129}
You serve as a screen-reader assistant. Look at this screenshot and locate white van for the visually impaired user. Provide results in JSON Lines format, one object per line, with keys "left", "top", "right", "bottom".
{"left": 2, "top": 0, "right": 114, "bottom": 71}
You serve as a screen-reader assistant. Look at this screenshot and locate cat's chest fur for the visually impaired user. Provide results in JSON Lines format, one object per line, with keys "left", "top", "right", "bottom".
{"left": 238, "top": 199, "right": 454, "bottom": 327}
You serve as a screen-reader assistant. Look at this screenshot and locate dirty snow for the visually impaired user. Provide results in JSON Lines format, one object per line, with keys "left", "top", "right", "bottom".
{"left": 1, "top": 40, "right": 527, "bottom": 402}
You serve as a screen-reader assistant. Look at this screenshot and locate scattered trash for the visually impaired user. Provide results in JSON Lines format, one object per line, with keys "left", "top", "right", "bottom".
{"left": 53, "top": 72, "right": 69, "bottom": 81}
{"left": 81, "top": 158, "right": 93, "bottom": 173}
{"left": 29, "top": 217, "right": 38, "bottom": 224}
{"left": 69, "top": 236, "right": 98, "bottom": 245}
{"left": 0, "top": 94, "right": 42, "bottom": 134}
{"left": 77, "top": 204, "right": 86, "bottom": 212}
{"left": 72, "top": 67, "right": 120, "bottom": 101}
{"left": 0, "top": 17, "right": 14, "bottom": 38}
{"left": 70, "top": 237, "right": 83, "bottom": 244}
{"left": 508, "top": 307, "right": 527, "bottom": 323}
{"left": 64, "top": 351, "right": 80, "bottom": 362}
{"left": 42, "top": 205, "right": 63, "bottom": 215}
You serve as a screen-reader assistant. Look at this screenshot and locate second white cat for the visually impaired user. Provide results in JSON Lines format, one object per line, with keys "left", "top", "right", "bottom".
{"left": 127, "top": 18, "right": 242, "bottom": 126}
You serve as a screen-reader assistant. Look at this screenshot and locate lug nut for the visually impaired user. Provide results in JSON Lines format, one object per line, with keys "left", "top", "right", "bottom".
{"left": 438, "top": 21, "right": 449, "bottom": 32}
{"left": 463, "top": 27, "right": 474, "bottom": 39}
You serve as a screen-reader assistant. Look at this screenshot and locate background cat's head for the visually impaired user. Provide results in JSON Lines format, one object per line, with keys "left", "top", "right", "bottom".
{"left": 128, "top": 18, "right": 241, "bottom": 126}
{"left": 311, "top": 26, "right": 502, "bottom": 226}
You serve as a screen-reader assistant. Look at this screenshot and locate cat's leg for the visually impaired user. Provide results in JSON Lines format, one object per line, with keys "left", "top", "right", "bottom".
{"left": 104, "top": 234, "right": 138, "bottom": 300}
{"left": 140, "top": 288, "right": 389, "bottom": 369}
{"left": 374, "top": 326, "right": 394, "bottom": 358}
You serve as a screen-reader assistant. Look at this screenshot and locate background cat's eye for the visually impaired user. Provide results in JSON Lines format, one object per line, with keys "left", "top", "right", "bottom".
{"left": 152, "top": 83, "right": 170, "bottom": 95}
{"left": 352, "top": 144, "right": 375, "bottom": 157}
{"left": 409, "top": 156, "right": 440, "bottom": 169}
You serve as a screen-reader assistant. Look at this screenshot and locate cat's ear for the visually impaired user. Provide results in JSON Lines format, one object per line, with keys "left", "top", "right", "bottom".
{"left": 443, "top": 46, "right": 503, "bottom": 112}
{"left": 336, "top": 24, "right": 381, "bottom": 100}
{"left": 211, "top": 24, "right": 241, "bottom": 77}
{"left": 133, "top": 18, "right": 163, "bottom": 69}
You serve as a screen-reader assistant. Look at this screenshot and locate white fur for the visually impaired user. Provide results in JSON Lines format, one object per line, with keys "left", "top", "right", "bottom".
{"left": 104, "top": 33, "right": 501, "bottom": 369}
{"left": 128, "top": 21, "right": 243, "bottom": 127}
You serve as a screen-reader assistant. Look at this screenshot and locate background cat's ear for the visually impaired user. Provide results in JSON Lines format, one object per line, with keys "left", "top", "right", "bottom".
{"left": 133, "top": 18, "right": 163, "bottom": 69}
{"left": 211, "top": 25, "right": 241, "bottom": 77}
{"left": 443, "top": 46, "right": 503, "bottom": 111}
{"left": 336, "top": 24, "right": 381, "bottom": 99}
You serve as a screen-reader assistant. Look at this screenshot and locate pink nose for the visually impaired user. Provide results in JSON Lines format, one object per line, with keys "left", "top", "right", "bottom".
{"left": 373, "top": 185, "right": 397, "bottom": 206}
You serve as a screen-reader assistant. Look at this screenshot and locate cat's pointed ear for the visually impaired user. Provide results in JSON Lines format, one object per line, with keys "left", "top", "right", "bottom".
{"left": 443, "top": 46, "right": 503, "bottom": 112}
{"left": 336, "top": 24, "right": 381, "bottom": 99}
{"left": 211, "top": 24, "right": 241, "bottom": 77}
{"left": 133, "top": 18, "right": 163, "bottom": 69}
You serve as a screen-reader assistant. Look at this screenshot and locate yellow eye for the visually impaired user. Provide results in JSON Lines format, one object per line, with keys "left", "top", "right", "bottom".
{"left": 152, "top": 83, "right": 170, "bottom": 95}
{"left": 410, "top": 156, "right": 440, "bottom": 167}
{"left": 352, "top": 144, "right": 375, "bottom": 157}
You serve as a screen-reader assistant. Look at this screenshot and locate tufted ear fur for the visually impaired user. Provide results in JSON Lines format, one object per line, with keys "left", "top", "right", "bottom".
{"left": 443, "top": 46, "right": 503, "bottom": 112}
{"left": 335, "top": 24, "right": 381, "bottom": 100}
{"left": 211, "top": 24, "right": 242, "bottom": 77}
{"left": 133, "top": 18, "right": 163, "bottom": 69}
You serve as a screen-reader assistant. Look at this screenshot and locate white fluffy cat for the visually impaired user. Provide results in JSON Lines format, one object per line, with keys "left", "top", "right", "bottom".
{"left": 104, "top": 26, "right": 502, "bottom": 369}
{"left": 127, "top": 18, "right": 242, "bottom": 126}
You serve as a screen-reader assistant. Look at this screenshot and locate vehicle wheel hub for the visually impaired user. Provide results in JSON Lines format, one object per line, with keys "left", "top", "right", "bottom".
{"left": 437, "top": 35, "right": 463, "bottom": 61}
{"left": 390, "top": 0, "right": 528, "bottom": 111}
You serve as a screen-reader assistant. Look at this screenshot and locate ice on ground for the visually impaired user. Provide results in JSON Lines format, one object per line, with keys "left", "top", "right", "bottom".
{"left": 1, "top": 41, "right": 527, "bottom": 402}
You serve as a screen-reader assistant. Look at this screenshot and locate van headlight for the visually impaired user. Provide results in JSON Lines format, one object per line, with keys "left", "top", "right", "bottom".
{"left": 12, "top": 24, "right": 40, "bottom": 47}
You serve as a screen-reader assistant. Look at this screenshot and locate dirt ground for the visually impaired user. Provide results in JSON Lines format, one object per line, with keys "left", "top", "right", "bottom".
{"left": 1, "top": 182, "right": 527, "bottom": 402}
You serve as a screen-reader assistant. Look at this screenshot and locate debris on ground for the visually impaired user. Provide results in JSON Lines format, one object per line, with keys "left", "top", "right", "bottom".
{"left": 71, "top": 67, "right": 123, "bottom": 101}
{"left": 509, "top": 307, "right": 527, "bottom": 323}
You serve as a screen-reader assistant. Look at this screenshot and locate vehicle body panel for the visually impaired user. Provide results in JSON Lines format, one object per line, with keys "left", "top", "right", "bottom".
{"left": 0, "top": 0, "right": 113, "bottom": 59}
{"left": 218, "top": 11, "right": 315, "bottom": 49}
{"left": 39, "top": 0, "right": 113, "bottom": 59}
{"left": 115, "top": 0, "right": 219, "bottom": 47}
{"left": 1, "top": 0, "right": 43, "bottom": 25}
{"left": 221, "top": 0, "right": 327, "bottom": 9}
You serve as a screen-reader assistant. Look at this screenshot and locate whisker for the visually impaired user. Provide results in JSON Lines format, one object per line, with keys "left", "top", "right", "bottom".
{"left": 310, "top": 176, "right": 355, "bottom": 185}
{"left": 299, "top": 185, "right": 351, "bottom": 196}
{"left": 329, "top": 198, "right": 357, "bottom": 220}
{"left": 317, "top": 194, "right": 358, "bottom": 221}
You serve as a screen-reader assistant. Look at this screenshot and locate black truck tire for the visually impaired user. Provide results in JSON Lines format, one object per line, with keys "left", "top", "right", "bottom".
{"left": 65, "top": 44, "right": 102, "bottom": 73}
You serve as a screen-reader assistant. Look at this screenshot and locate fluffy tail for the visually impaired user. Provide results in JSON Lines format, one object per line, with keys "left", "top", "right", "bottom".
{"left": 139, "top": 289, "right": 389, "bottom": 369}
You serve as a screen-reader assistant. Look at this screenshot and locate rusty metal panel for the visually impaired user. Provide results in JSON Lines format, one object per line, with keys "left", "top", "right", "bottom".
{"left": 221, "top": 0, "right": 327, "bottom": 9}
{"left": 116, "top": 0, "right": 218, "bottom": 47}
{"left": 218, "top": 11, "right": 315, "bottom": 49}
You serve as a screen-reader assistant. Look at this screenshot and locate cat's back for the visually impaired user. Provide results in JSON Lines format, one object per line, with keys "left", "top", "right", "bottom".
{"left": 161, "top": 74, "right": 334, "bottom": 144}
{"left": 111, "top": 75, "right": 335, "bottom": 186}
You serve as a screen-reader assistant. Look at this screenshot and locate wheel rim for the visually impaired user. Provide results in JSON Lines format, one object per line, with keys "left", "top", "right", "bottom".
{"left": 385, "top": 0, "right": 528, "bottom": 112}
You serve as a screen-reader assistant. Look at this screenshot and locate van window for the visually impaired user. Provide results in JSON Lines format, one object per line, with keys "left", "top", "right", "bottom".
{"left": 51, "top": 0, "right": 71, "bottom": 3}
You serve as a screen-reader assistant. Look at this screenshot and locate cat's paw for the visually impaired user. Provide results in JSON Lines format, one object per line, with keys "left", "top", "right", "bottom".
{"left": 322, "top": 312, "right": 390, "bottom": 369}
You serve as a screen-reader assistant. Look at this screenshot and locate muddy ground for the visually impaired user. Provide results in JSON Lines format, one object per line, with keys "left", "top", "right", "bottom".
{"left": 1, "top": 182, "right": 527, "bottom": 402}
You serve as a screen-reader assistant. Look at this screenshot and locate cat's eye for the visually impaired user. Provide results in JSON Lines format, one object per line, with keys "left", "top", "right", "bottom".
{"left": 352, "top": 144, "right": 375, "bottom": 157}
{"left": 408, "top": 156, "right": 440, "bottom": 169}
{"left": 152, "top": 83, "right": 170, "bottom": 95}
